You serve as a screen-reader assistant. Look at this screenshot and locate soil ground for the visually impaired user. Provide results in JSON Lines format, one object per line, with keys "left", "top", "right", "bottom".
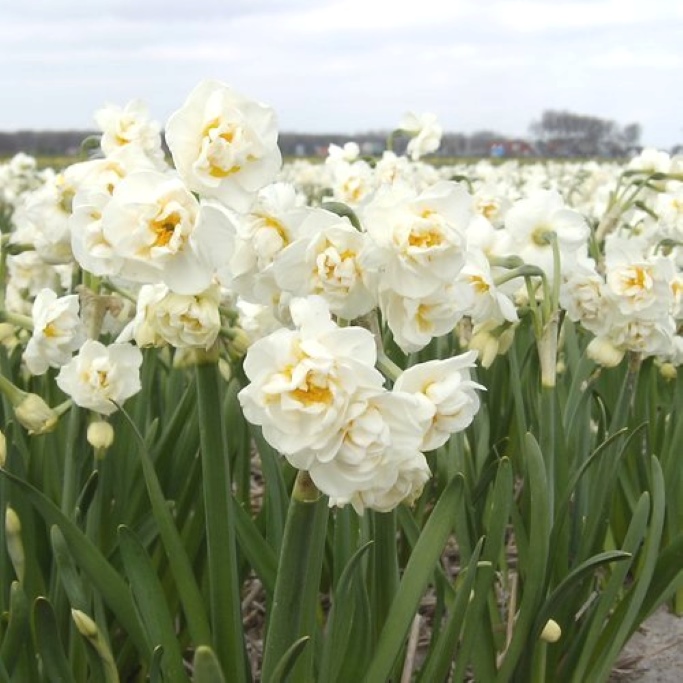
{"left": 611, "top": 607, "right": 683, "bottom": 682}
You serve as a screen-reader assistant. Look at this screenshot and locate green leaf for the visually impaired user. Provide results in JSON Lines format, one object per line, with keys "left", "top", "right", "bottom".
{"left": 0, "top": 469, "right": 149, "bottom": 659}
{"left": 636, "top": 533, "right": 683, "bottom": 622}
{"left": 586, "top": 456, "right": 666, "bottom": 682}
{"left": 418, "top": 537, "right": 485, "bottom": 683}
{"left": 232, "top": 498, "right": 277, "bottom": 596}
{"left": 149, "top": 646, "right": 164, "bottom": 683}
{"left": 50, "top": 526, "right": 89, "bottom": 611}
{"left": 195, "top": 363, "right": 247, "bottom": 681}
{"left": 568, "top": 491, "right": 650, "bottom": 681}
{"left": 269, "top": 637, "right": 311, "bottom": 683}
{"left": 73, "top": 470, "right": 99, "bottom": 524}
{"left": 497, "top": 433, "right": 551, "bottom": 682}
{"left": 319, "top": 541, "right": 373, "bottom": 682}
{"left": 320, "top": 201, "right": 362, "bottom": 230}
{"left": 533, "top": 550, "right": 632, "bottom": 639}
{"left": 32, "top": 597, "right": 76, "bottom": 683}
{"left": 363, "top": 474, "right": 464, "bottom": 683}
{"left": 192, "top": 646, "right": 227, "bottom": 683}
{"left": 261, "top": 473, "right": 329, "bottom": 683}
{"left": 0, "top": 581, "right": 29, "bottom": 675}
{"left": 115, "top": 405, "right": 212, "bottom": 649}
{"left": 118, "top": 525, "right": 189, "bottom": 682}
{"left": 453, "top": 459, "right": 513, "bottom": 683}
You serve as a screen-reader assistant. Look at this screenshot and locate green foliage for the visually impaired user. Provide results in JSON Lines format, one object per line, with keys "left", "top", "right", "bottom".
{"left": 1, "top": 307, "right": 683, "bottom": 682}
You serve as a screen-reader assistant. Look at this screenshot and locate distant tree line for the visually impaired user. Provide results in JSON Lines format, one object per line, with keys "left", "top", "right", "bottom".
{"left": 529, "top": 110, "right": 642, "bottom": 157}
{"left": 0, "top": 110, "right": 646, "bottom": 160}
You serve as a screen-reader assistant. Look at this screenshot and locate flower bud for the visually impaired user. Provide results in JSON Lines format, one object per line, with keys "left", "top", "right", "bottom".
{"left": 14, "top": 392, "right": 59, "bottom": 435}
{"left": 587, "top": 337, "right": 624, "bottom": 368}
{"left": 71, "top": 609, "right": 99, "bottom": 638}
{"left": 227, "top": 327, "right": 251, "bottom": 361}
{"left": 87, "top": 421, "right": 114, "bottom": 450}
{"left": 5, "top": 506, "right": 25, "bottom": 582}
{"left": 659, "top": 362, "right": 677, "bottom": 381}
{"left": 0, "top": 429, "right": 6, "bottom": 467}
{"left": 540, "top": 619, "right": 561, "bottom": 643}
{"left": 218, "top": 358, "right": 232, "bottom": 383}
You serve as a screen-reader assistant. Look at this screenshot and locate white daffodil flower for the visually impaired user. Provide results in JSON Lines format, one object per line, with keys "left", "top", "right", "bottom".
{"left": 95, "top": 99, "right": 166, "bottom": 169}
{"left": 273, "top": 209, "right": 376, "bottom": 319}
{"left": 307, "top": 389, "right": 429, "bottom": 514}
{"left": 100, "top": 170, "right": 227, "bottom": 294}
{"left": 165, "top": 80, "right": 282, "bottom": 212}
{"left": 361, "top": 180, "right": 471, "bottom": 299}
{"left": 238, "top": 296, "right": 384, "bottom": 458}
{"left": 399, "top": 112, "right": 443, "bottom": 161}
{"left": 120, "top": 283, "right": 221, "bottom": 350}
{"left": 56, "top": 340, "right": 143, "bottom": 415}
{"left": 393, "top": 351, "right": 484, "bottom": 452}
{"left": 23, "top": 288, "right": 86, "bottom": 376}
{"left": 503, "top": 189, "right": 590, "bottom": 279}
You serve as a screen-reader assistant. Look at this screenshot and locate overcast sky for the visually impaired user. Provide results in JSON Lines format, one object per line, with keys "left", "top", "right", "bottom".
{"left": 1, "top": 0, "right": 681, "bottom": 149}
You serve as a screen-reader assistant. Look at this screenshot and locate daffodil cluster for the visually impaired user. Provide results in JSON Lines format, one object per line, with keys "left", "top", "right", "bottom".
{"left": 6, "top": 77, "right": 683, "bottom": 512}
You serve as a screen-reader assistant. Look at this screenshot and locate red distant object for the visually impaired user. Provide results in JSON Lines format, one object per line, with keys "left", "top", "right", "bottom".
{"left": 489, "top": 140, "right": 535, "bottom": 157}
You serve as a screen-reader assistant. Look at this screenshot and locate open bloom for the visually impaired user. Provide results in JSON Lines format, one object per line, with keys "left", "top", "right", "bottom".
{"left": 120, "top": 283, "right": 222, "bottom": 350}
{"left": 56, "top": 340, "right": 143, "bottom": 415}
{"left": 361, "top": 180, "right": 471, "bottom": 299}
{"left": 100, "top": 170, "right": 231, "bottom": 294}
{"left": 393, "top": 351, "right": 484, "bottom": 451}
{"left": 238, "top": 297, "right": 384, "bottom": 457}
{"left": 165, "top": 80, "right": 282, "bottom": 211}
{"left": 95, "top": 100, "right": 166, "bottom": 169}
{"left": 399, "top": 112, "right": 443, "bottom": 161}
{"left": 273, "top": 209, "right": 376, "bottom": 319}
{"left": 503, "top": 190, "right": 590, "bottom": 279}
{"left": 306, "top": 389, "right": 430, "bottom": 514}
{"left": 24, "top": 288, "right": 86, "bottom": 375}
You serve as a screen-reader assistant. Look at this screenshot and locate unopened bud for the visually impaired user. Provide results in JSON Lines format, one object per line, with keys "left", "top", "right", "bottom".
{"left": 71, "top": 609, "right": 99, "bottom": 639}
{"left": 87, "top": 421, "right": 114, "bottom": 450}
{"left": 227, "top": 327, "right": 251, "bottom": 360}
{"left": 14, "top": 392, "right": 59, "bottom": 435}
{"left": 540, "top": 619, "right": 561, "bottom": 643}
{"left": 587, "top": 337, "right": 624, "bottom": 368}
{"left": 5, "top": 507, "right": 25, "bottom": 582}
{"left": 218, "top": 358, "right": 232, "bottom": 383}
{"left": 0, "top": 429, "right": 6, "bottom": 467}
{"left": 659, "top": 362, "right": 677, "bottom": 381}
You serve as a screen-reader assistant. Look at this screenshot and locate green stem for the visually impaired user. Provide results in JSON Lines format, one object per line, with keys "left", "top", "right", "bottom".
{"left": 369, "top": 510, "right": 399, "bottom": 646}
{"left": 261, "top": 471, "right": 329, "bottom": 683}
{"left": 195, "top": 362, "right": 247, "bottom": 682}
{"left": 60, "top": 406, "right": 82, "bottom": 515}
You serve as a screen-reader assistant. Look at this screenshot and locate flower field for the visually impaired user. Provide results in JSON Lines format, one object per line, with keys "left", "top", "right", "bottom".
{"left": 1, "top": 81, "right": 683, "bottom": 682}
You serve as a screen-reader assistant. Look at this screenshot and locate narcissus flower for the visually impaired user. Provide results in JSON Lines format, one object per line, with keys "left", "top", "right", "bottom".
{"left": 165, "top": 80, "right": 282, "bottom": 211}
{"left": 238, "top": 297, "right": 384, "bottom": 457}
{"left": 399, "top": 112, "right": 443, "bottom": 161}
{"left": 24, "top": 288, "right": 86, "bottom": 375}
{"left": 361, "top": 180, "right": 471, "bottom": 299}
{"left": 504, "top": 190, "right": 590, "bottom": 279}
{"left": 100, "top": 170, "right": 227, "bottom": 294}
{"left": 95, "top": 99, "right": 166, "bottom": 169}
{"left": 56, "top": 340, "right": 143, "bottom": 415}
{"left": 120, "top": 283, "right": 221, "bottom": 350}
{"left": 273, "top": 209, "right": 376, "bottom": 319}
{"left": 394, "top": 350, "right": 484, "bottom": 451}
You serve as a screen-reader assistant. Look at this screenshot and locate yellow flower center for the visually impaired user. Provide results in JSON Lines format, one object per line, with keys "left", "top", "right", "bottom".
{"left": 468, "top": 274, "right": 490, "bottom": 294}
{"left": 624, "top": 266, "right": 650, "bottom": 291}
{"left": 150, "top": 212, "right": 181, "bottom": 247}
{"left": 43, "top": 322, "right": 59, "bottom": 338}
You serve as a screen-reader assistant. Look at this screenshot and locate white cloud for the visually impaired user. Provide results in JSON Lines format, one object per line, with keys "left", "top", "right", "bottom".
{"left": 0, "top": 0, "right": 681, "bottom": 148}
